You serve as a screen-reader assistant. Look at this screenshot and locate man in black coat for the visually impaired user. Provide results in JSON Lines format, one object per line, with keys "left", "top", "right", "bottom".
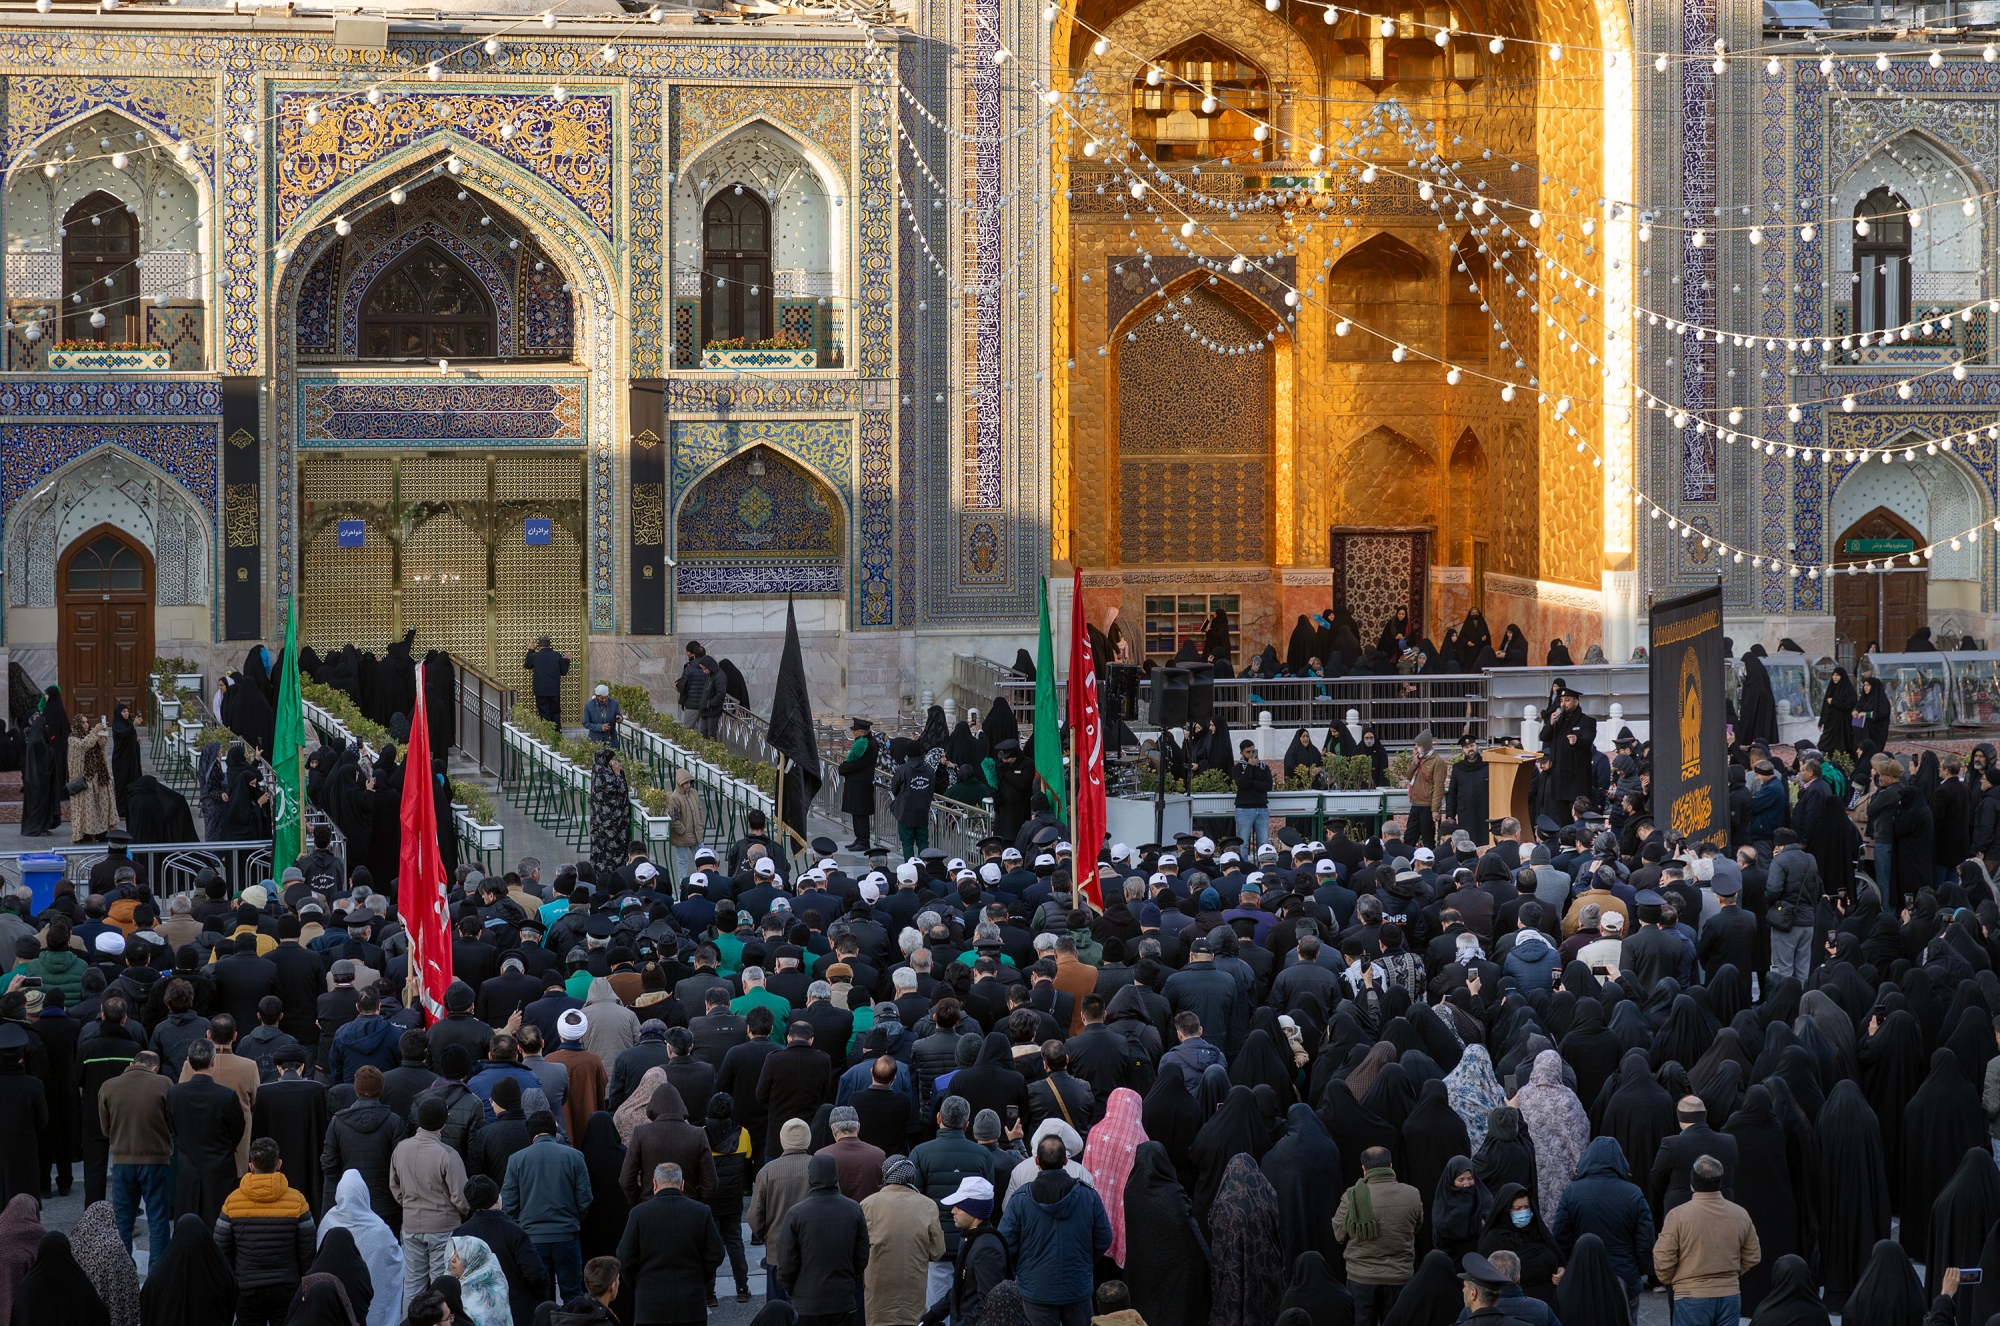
{"left": 524, "top": 636, "right": 571, "bottom": 725}
{"left": 208, "top": 934, "right": 282, "bottom": 1034}
{"left": 772, "top": 1153, "right": 869, "bottom": 1316}
{"left": 843, "top": 1056, "right": 914, "bottom": 1156}
{"left": 252, "top": 1047, "right": 330, "bottom": 1213}
{"left": 1694, "top": 876, "right": 1757, "bottom": 980}
{"left": 838, "top": 719, "right": 882, "bottom": 852}
{"left": 1649, "top": 1096, "right": 1739, "bottom": 1215}
{"left": 990, "top": 741, "right": 1035, "bottom": 845}
{"left": 616, "top": 1158, "right": 726, "bottom": 1324}
{"left": 320, "top": 1064, "right": 403, "bottom": 1232}
{"left": 167, "top": 1038, "right": 246, "bottom": 1226}
{"left": 1538, "top": 689, "right": 1599, "bottom": 808}
{"left": 456, "top": 1173, "right": 550, "bottom": 1326}
{"left": 76, "top": 996, "right": 145, "bottom": 1206}
{"left": 268, "top": 921, "right": 326, "bottom": 1051}
{"left": 426, "top": 982, "right": 495, "bottom": 1070}
{"left": 716, "top": 1007, "right": 779, "bottom": 1163}
{"left": 793, "top": 983, "right": 855, "bottom": 1061}
{"left": 689, "top": 990, "right": 748, "bottom": 1069}
{"left": 1616, "top": 893, "right": 1684, "bottom": 994}
{"left": 755, "top": 1024, "right": 834, "bottom": 1157}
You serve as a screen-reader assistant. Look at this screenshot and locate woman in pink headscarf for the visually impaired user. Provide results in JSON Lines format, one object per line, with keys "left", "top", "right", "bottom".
{"left": 1081, "top": 1087, "right": 1148, "bottom": 1266}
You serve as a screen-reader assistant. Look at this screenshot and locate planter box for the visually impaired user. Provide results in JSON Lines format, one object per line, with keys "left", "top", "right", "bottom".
{"left": 702, "top": 346, "right": 816, "bottom": 370}
{"left": 643, "top": 812, "right": 673, "bottom": 840}
{"left": 47, "top": 347, "right": 172, "bottom": 372}
{"left": 472, "top": 822, "right": 504, "bottom": 851}
{"left": 175, "top": 673, "right": 203, "bottom": 693}
{"left": 177, "top": 719, "right": 203, "bottom": 743}
{"left": 157, "top": 700, "right": 181, "bottom": 723}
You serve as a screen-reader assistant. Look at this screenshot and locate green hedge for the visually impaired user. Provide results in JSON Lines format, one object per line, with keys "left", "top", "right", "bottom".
{"left": 605, "top": 684, "right": 778, "bottom": 795}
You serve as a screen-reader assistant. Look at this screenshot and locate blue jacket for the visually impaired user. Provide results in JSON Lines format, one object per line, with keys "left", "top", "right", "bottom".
{"left": 1749, "top": 776, "right": 1787, "bottom": 838}
{"left": 1501, "top": 932, "right": 1561, "bottom": 994}
{"left": 468, "top": 1060, "right": 546, "bottom": 1122}
{"left": 998, "top": 1170, "right": 1111, "bottom": 1305}
{"left": 327, "top": 1014, "right": 401, "bottom": 1085}
{"left": 1550, "top": 1136, "right": 1655, "bottom": 1292}
{"left": 501, "top": 1134, "right": 595, "bottom": 1240}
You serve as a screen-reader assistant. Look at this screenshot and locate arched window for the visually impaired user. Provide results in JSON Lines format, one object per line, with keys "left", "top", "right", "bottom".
{"left": 702, "top": 190, "right": 772, "bottom": 347}
{"left": 359, "top": 243, "right": 495, "bottom": 359}
{"left": 62, "top": 192, "right": 137, "bottom": 344}
{"left": 1130, "top": 38, "right": 1271, "bottom": 162}
{"left": 1854, "top": 187, "right": 1911, "bottom": 336}
{"left": 66, "top": 533, "right": 143, "bottom": 592}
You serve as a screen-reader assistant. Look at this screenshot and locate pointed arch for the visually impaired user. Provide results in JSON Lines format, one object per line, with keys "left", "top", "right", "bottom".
{"left": 1328, "top": 233, "right": 1438, "bottom": 361}
{"left": 1341, "top": 426, "right": 1438, "bottom": 535}
{"left": 1109, "top": 267, "right": 1295, "bottom": 565}
{"left": 1446, "top": 428, "right": 1489, "bottom": 569}
{"left": 5, "top": 444, "right": 213, "bottom": 610}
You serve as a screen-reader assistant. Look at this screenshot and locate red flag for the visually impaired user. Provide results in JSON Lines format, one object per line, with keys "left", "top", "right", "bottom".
{"left": 1067, "top": 568, "right": 1107, "bottom": 907}
{"left": 400, "top": 662, "right": 453, "bottom": 1024}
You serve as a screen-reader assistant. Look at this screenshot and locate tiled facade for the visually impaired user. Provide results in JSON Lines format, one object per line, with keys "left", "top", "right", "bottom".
{"left": 0, "top": 10, "right": 1047, "bottom": 715}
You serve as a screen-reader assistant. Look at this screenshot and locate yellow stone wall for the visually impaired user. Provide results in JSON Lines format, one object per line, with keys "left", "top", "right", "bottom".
{"left": 1050, "top": 0, "right": 1633, "bottom": 640}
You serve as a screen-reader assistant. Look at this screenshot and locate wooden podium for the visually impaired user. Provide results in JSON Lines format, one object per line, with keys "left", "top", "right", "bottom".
{"left": 1482, "top": 747, "right": 1541, "bottom": 828}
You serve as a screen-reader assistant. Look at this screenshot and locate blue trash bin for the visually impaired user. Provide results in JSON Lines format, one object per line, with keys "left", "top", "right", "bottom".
{"left": 19, "top": 853, "right": 64, "bottom": 915}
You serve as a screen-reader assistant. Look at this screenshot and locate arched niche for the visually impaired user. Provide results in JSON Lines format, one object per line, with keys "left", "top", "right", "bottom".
{"left": 1832, "top": 445, "right": 1985, "bottom": 615}
{"left": 6, "top": 447, "right": 211, "bottom": 613}
{"left": 1112, "top": 274, "right": 1282, "bottom": 565}
{"left": 1446, "top": 428, "right": 1488, "bottom": 566}
{"left": 675, "top": 444, "right": 846, "bottom": 596}
{"left": 1834, "top": 132, "right": 1985, "bottom": 334}
{"left": 3, "top": 108, "right": 209, "bottom": 367}
{"left": 1130, "top": 35, "right": 1273, "bottom": 163}
{"left": 356, "top": 240, "right": 498, "bottom": 360}
{"left": 1328, "top": 234, "right": 1437, "bottom": 362}
{"left": 1341, "top": 425, "right": 1437, "bottom": 529}
{"left": 1078, "top": 4, "right": 1321, "bottom": 154}
{"left": 673, "top": 121, "right": 841, "bottom": 364}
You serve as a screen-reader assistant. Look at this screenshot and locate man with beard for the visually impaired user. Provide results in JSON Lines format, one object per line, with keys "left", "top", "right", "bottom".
{"left": 1539, "top": 689, "right": 1598, "bottom": 811}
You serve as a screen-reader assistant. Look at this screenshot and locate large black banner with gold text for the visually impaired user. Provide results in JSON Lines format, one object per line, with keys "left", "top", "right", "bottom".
{"left": 628, "top": 380, "right": 667, "bottom": 635}
{"left": 1649, "top": 586, "right": 1727, "bottom": 848}
{"left": 222, "top": 377, "right": 261, "bottom": 640}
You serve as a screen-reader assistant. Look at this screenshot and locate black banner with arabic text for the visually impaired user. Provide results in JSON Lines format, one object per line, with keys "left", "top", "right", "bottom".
{"left": 1649, "top": 585, "right": 1727, "bottom": 848}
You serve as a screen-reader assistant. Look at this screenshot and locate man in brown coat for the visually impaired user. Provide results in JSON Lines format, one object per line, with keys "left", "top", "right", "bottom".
{"left": 1050, "top": 938, "right": 1097, "bottom": 1036}
{"left": 617, "top": 1080, "right": 716, "bottom": 1207}
{"left": 1654, "top": 1155, "right": 1760, "bottom": 1326}
{"left": 824, "top": 1105, "right": 886, "bottom": 1203}
{"left": 1405, "top": 734, "right": 1447, "bottom": 849}
{"left": 546, "top": 1007, "right": 608, "bottom": 1147}
{"left": 99, "top": 1049, "right": 173, "bottom": 1254}
{"left": 861, "top": 1155, "right": 945, "bottom": 1326}
{"left": 1332, "top": 1146, "right": 1424, "bottom": 1326}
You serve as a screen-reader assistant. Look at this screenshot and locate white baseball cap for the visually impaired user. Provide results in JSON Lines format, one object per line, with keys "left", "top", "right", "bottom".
{"left": 1002, "top": 848, "right": 1023, "bottom": 862}
{"left": 947, "top": 857, "right": 967, "bottom": 872}
{"left": 859, "top": 880, "right": 882, "bottom": 903}
{"left": 1257, "top": 844, "right": 1278, "bottom": 860}
{"left": 695, "top": 847, "right": 719, "bottom": 864}
{"left": 1218, "top": 851, "right": 1240, "bottom": 866}
{"left": 980, "top": 862, "right": 1002, "bottom": 884}
{"left": 1246, "top": 871, "right": 1265, "bottom": 887}
{"left": 687, "top": 872, "right": 710, "bottom": 891}
{"left": 1412, "top": 847, "right": 1435, "bottom": 863}
{"left": 755, "top": 858, "right": 777, "bottom": 876}
{"left": 1053, "top": 841, "right": 1072, "bottom": 855}
{"left": 1159, "top": 853, "right": 1178, "bottom": 868}
{"left": 897, "top": 863, "right": 920, "bottom": 886}
{"left": 634, "top": 861, "right": 657, "bottom": 881}
{"left": 594, "top": 683, "right": 610, "bottom": 697}
{"left": 941, "top": 1175, "right": 995, "bottom": 1207}
{"left": 1110, "top": 842, "right": 1132, "bottom": 861}
{"left": 864, "top": 871, "right": 889, "bottom": 889}
{"left": 1034, "top": 854, "right": 1056, "bottom": 868}
{"left": 1194, "top": 836, "right": 1215, "bottom": 855}
{"left": 1315, "top": 859, "right": 1337, "bottom": 875}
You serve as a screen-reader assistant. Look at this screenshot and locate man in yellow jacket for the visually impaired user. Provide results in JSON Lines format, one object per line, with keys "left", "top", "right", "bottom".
{"left": 214, "top": 1137, "right": 317, "bottom": 1326}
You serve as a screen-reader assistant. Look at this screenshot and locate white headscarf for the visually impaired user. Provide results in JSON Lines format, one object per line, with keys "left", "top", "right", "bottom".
{"left": 318, "top": 1171, "right": 404, "bottom": 1326}
{"left": 449, "top": 1235, "right": 514, "bottom": 1326}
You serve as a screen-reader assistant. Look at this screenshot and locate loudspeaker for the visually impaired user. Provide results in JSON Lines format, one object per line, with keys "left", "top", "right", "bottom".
{"left": 1184, "top": 661, "right": 1215, "bottom": 721}
{"left": 1108, "top": 664, "right": 1142, "bottom": 721}
{"left": 1148, "top": 666, "right": 1189, "bottom": 728}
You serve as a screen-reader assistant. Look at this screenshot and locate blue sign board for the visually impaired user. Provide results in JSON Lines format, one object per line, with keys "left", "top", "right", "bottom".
{"left": 524, "top": 518, "right": 552, "bottom": 546}
{"left": 336, "top": 520, "right": 365, "bottom": 548}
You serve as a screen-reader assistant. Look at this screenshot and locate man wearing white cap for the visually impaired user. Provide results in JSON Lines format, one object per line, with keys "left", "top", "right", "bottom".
{"left": 583, "top": 683, "right": 622, "bottom": 747}
{"left": 546, "top": 1009, "right": 607, "bottom": 1146}
{"left": 938, "top": 1175, "right": 1009, "bottom": 1326}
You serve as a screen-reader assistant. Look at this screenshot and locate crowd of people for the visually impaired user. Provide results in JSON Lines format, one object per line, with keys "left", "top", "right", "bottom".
{"left": 12, "top": 630, "right": 2000, "bottom": 1326}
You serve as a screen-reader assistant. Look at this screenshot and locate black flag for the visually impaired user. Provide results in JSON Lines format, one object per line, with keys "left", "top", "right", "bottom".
{"left": 766, "top": 595, "right": 823, "bottom": 847}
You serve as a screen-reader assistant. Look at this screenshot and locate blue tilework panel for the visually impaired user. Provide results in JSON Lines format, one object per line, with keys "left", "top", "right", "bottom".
{"left": 299, "top": 381, "right": 585, "bottom": 445}
{"left": 1680, "top": 0, "right": 1717, "bottom": 502}
{"left": 0, "top": 380, "right": 224, "bottom": 417}
{"left": 677, "top": 446, "right": 840, "bottom": 559}
{"left": 671, "top": 418, "right": 850, "bottom": 495}
{"left": 2, "top": 422, "right": 220, "bottom": 522}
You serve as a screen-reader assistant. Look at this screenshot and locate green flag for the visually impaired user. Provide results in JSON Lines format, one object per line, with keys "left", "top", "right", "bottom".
{"left": 1034, "top": 577, "right": 1065, "bottom": 819}
{"left": 272, "top": 597, "right": 306, "bottom": 870}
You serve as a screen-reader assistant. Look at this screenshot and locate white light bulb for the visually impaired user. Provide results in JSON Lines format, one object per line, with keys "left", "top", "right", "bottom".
{"left": 1528, "top": 210, "right": 1543, "bottom": 227}
{"left": 992, "top": 47, "right": 1010, "bottom": 64}
{"left": 1930, "top": 49, "right": 1944, "bottom": 67}
{"left": 1471, "top": 198, "right": 1487, "bottom": 216}
{"left": 1954, "top": 362, "right": 1968, "bottom": 380}
{"left": 1200, "top": 96, "right": 1217, "bottom": 113}
{"left": 1747, "top": 226, "right": 1762, "bottom": 244}
{"left": 1082, "top": 139, "right": 1098, "bottom": 156}
{"left": 1690, "top": 230, "right": 1705, "bottom": 247}
{"left": 273, "top": 245, "right": 289, "bottom": 263}
{"left": 485, "top": 38, "right": 501, "bottom": 55}
{"left": 1787, "top": 405, "right": 1801, "bottom": 422}
{"left": 1419, "top": 182, "right": 1434, "bottom": 201}
{"left": 390, "top": 188, "right": 407, "bottom": 205}
{"left": 1909, "top": 209, "right": 1923, "bottom": 229}
{"left": 1655, "top": 53, "right": 1668, "bottom": 72}
{"left": 304, "top": 106, "right": 321, "bottom": 127}
{"left": 542, "top": 10, "right": 556, "bottom": 26}
{"left": 1446, "top": 367, "right": 1462, "bottom": 384}
{"left": 1042, "top": 5, "right": 1057, "bottom": 20}
{"left": 1129, "top": 180, "right": 1147, "bottom": 199}
{"left": 1253, "top": 125, "right": 1268, "bottom": 141}
{"left": 446, "top": 156, "right": 463, "bottom": 175}
{"left": 1638, "top": 223, "right": 1651, "bottom": 242}
{"left": 1501, "top": 385, "right": 1516, "bottom": 401}
{"left": 1582, "top": 218, "right": 1596, "bottom": 234}
{"left": 1391, "top": 344, "right": 1407, "bottom": 361}
{"left": 1308, "top": 146, "right": 1325, "bottom": 165}
{"left": 1093, "top": 38, "right": 1108, "bottom": 54}
{"left": 1712, "top": 58, "right": 1725, "bottom": 74}
{"left": 1820, "top": 56, "right": 1833, "bottom": 74}
{"left": 1488, "top": 36, "right": 1504, "bottom": 53}
{"left": 427, "top": 63, "right": 442, "bottom": 82}
{"left": 1181, "top": 220, "right": 1197, "bottom": 236}
{"left": 1046, "top": 89, "right": 1063, "bottom": 106}
{"left": 551, "top": 85, "right": 567, "bottom": 103}
{"left": 333, "top": 216, "right": 351, "bottom": 236}
{"left": 1434, "top": 28, "right": 1450, "bottom": 45}
{"left": 1334, "top": 320, "right": 1351, "bottom": 336}
{"left": 366, "top": 87, "right": 382, "bottom": 105}
{"left": 238, "top": 124, "right": 256, "bottom": 144}
{"left": 1875, "top": 51, "right": 1890, "bottom": 71}
{"left": 111, "top": 152, "right": 127, "bottom": 169}
{"left": 1800, "top": 223, "right": 1815, "bottom": 242}
{"left": 89, "top": 310, "right": 105, "bottom": 328}
{"left": 1146, "top": 67, "right": 1162, "bottom": 85}
{"left": 1766, "top": 57, "right": 1780, "bottom": 76}
{"left": 1380, "top": 16, "right": 1396, "bottom": 35}
{"left": 1228, "top": 255, "right": 1247, "bottom": 273}
{"left": 600, "top": 45, "right": 617, "bottom": 63}
{"left": 1284, "top": 289, "right": 1298, "bottom": 306}
{"left": 1549, "top": 43, "right": 1562, "bottom": 60}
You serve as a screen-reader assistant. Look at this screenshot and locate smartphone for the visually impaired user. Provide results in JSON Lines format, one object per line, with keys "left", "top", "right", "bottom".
{"left": 1005, "top": 1105, "right": 1019, "bottom": 1125}
{"left": 1963, "top": 1270, "right": 1986, "bottom": 1286}
{"left": 16, "top": 976, "right": 39, "bottom": 989}
{"left": 1503, "top": 1073, "right": 1518, "bottom": 1094}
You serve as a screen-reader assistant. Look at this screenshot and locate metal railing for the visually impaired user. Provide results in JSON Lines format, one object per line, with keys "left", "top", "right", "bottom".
{"left": 450, "top": 654, "right": 517, "bottom": 779}
{"left": 1119, "top": 673, "right": 1489, "bottom": 746}
{"left": 0, "top": 837, "right": 332, "bottom": 895}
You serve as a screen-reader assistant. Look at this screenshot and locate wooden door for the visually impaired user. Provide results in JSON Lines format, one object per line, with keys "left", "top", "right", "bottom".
{"left": 1832, "top": 505, "right": 1928, "bottom": 655}
{"left": 59, "top": 527, "right": 152, "bottom": 721}
{"left": 1883, "top": 568, "right": 1928, "bottom": 649}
